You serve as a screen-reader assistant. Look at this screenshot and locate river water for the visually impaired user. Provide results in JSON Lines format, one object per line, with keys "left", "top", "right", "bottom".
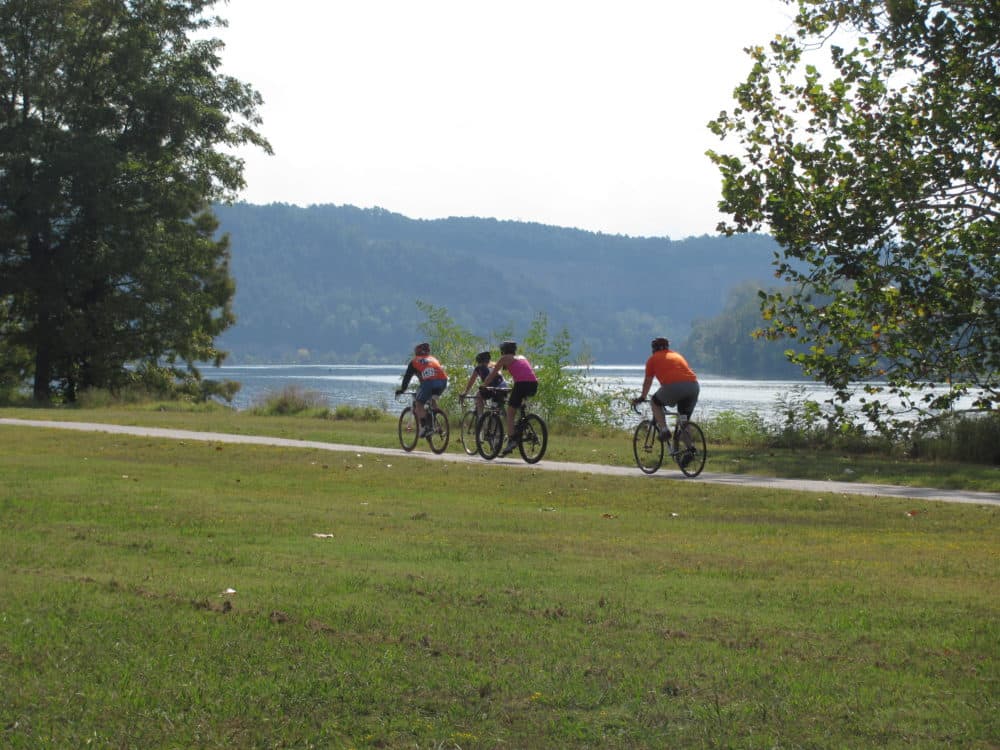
{"left": 209, "top": 363, "right": 857, "bottom": 422}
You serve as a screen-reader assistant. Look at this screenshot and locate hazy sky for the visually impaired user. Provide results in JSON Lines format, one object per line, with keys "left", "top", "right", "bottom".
{"left": 213, "top": 0, "right": 798, "bottom": 239}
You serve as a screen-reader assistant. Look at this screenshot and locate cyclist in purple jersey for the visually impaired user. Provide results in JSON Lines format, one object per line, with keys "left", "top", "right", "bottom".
{"left": 460, "top": 350, "right": 507, "bottom": 417}
{"left": 482, "top": 340, "right": 538, "bottom": 455}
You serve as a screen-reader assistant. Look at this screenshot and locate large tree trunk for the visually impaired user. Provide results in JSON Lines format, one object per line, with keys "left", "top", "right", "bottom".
{"left": 32, "top": 341, "right": 52, "bottom": 403}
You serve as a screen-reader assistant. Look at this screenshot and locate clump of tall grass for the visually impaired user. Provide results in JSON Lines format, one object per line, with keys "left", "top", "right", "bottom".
{"left": 77, "top": 386, "right": 158, "bottom": 408}
{"left": 250, "top": 385, "right": 330, "bottom": 417}
{"left": 705, "top": 395, "right": 999, "bottom": 465}
{"left": 909, "top": 411, "right": 1000, "bottom": 464}
{"left": 702, "top": 410, "right": 769, "bottom": 447}
{"left": 330, "top": 404, "right": 384, "bottom": 421}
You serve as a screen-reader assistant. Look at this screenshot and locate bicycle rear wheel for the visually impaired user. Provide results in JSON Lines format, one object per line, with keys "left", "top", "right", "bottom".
{"left": 427, "top": 407, "right": 450, "bottom": 454}
{"left": 398, "top": 407, "right": 419, "bottom": 452}
{"left": 517, "top": 414, "right": 547, "bottom": 464}
{"left": 676, "top": 421, "right": 706, "bottom": 477}
{"left": 477, "top": 413, "right": 504, "bottom": 460}
{"left": 632, "top": 419, "right": 663, "bottom": 474}
{"left": 459, "top": 410, "right": 478, "bottom": 455}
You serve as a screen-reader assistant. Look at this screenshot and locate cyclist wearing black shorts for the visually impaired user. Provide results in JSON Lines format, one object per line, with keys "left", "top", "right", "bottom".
{"left": 482, "top": 340, "right": 538, "bottom": 455}
{"left": 631, "top": 336, "right": 700, "bottom": 441}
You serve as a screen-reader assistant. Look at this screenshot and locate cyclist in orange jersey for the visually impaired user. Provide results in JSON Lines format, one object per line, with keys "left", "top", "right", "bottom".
{"left": 631, "top": 337, "right": 700, "bottom": 442}
{"left": 396, "top": 342, "right": 448, "bottom": 437}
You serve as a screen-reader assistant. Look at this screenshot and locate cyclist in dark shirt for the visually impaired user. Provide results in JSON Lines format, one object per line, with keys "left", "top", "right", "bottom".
{"left": 460, "top": 350, "right": 507, "bottom": 418}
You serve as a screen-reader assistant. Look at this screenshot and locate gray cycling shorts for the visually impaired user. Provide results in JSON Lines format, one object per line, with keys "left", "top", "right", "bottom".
{"left": 652, "top": 381, "right": 700, "bottom": 417}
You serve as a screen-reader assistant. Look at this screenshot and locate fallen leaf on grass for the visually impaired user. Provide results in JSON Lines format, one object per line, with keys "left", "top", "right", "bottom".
{"left": 602, "top": 513, "right": 618, "bottom": 519}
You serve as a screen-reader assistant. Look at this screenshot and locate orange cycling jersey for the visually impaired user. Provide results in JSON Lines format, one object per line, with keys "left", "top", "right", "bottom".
{"left": 645, "top": 350, "right": 697, "bottom": 385}
{"left": 411, "top": 355, "right": 447, "bottom": 382}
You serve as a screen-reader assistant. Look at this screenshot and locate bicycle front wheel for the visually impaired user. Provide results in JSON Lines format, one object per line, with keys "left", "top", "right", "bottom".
{"left": 477, "top": 413, "right": 504, "bottom": 460}
{"left": 632, "top": 420, "right": 663, "bottom": 474}
{"left": 517, "top": 414, "right": 547, "bottom": 464}
{"left": 676, "top": 421, "right": 707, "bottom": 477}
{"left": 427, "top": 407, "right": 450, "bottom": 454}
{"left": 398, "top": 407, "right": 419, "bottom": 452}
{"left": 459, "top": 410, "right": 478, "bottom": 455}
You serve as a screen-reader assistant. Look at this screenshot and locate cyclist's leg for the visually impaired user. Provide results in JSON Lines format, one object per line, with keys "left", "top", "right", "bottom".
{"left": 674, "top": 383, "right": 700, "bottom": 448}
{"left": 650, "top": 389, "right": 671, "bottom": 439}
{"left": 413, "top": 381, "right": 433, "bottom": 425}
{"left": 510, "top": 381, "right": 537, "bottom": 437}
{"left": 506, "top": 383, "right": 528, "bottom": 436}
{"left": 503, "top": 383, "right": 529, "bottom": 453}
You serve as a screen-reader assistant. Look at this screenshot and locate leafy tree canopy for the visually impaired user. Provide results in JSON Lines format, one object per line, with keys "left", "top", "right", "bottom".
{"left": 0, "top": 0, "right": 270, "bottom": 402}
{"left": 708, "top": 0, "right": 999, "bottom": 431}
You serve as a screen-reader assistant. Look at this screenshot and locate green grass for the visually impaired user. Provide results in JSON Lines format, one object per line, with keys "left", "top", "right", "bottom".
{"left": 1, "top": 420, "right": 997, "bottom": 748}
{"left": 3, "top": 403, "right": 999, "bottom": 492}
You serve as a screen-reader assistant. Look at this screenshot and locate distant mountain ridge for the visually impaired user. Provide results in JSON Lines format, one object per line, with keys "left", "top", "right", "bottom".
{"left": 213, "top": 203, "right": 782, "bottom": 363}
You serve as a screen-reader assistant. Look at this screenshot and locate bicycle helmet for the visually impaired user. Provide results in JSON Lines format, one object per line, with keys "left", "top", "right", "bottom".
{"left": 651, "top": 337, "right": 670, "bottom": 352}
{"left": 414, "top": 342, "right": 431, "bottom": 356}
{"left": 499, "top": 340, "right": 517, "bottom": 355}
{"left": 475, "top": 351, "right": 491, "bottom": 364}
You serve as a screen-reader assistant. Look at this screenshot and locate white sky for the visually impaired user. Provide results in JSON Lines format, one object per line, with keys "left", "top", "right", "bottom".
{"left": 213, "top": 0, "right": 798, "bottom": 239}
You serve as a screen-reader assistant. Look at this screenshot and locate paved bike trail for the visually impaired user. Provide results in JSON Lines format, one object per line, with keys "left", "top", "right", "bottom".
{"left": 3, "top": 418, "right": 998, "bottom": 507}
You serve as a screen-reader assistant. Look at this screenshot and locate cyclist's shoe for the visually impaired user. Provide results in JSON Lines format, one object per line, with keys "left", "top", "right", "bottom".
{"left": 679, "top": 449, "right": 695, "bottom": 468}
{"left": 500, "top": 438, "right": 519, "bottom": 456}
{"left": 659, "top": 428, "right": 671, "bottom": 442}
{"left": 419, "top": 424, "right": 433, "bottom": 438}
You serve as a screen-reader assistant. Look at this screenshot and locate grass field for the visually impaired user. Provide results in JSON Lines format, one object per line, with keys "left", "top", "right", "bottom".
{"left": 1, "top": 411, "right": 998, "bottom": 748}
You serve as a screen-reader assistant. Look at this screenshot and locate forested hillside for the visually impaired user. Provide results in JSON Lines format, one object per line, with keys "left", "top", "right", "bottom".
{"left": 214, "top": 203, "right": 784, "bottom": 365}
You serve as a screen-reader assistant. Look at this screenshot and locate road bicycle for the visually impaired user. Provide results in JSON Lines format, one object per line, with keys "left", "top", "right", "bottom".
{"left": 459, "top": 389, "right": 506, "bottom": 455}
{"left": 476, "top": 389, "right": 547, "bottom": 464}
{"left": 630, "top": 400, "right": 706, "bottom": 477}
{"left": 397, "top": 390, "right": 449, "bottom": 454}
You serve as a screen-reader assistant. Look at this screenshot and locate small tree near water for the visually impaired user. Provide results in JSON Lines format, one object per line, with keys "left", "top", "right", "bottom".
{"left": 415, "top": 303, "right": 615, "bottom": 427}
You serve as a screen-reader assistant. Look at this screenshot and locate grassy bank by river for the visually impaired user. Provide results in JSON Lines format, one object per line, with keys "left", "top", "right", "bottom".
{"left": 2, "top": 403, "right": 998, "bottom": 492}
{"left": 1, "top": 416, "right": 997, "bottom": 748}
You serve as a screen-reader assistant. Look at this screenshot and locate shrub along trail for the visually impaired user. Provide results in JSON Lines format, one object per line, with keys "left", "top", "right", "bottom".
{"left": 3, "top": 417, "right": 997, "bottom": 507}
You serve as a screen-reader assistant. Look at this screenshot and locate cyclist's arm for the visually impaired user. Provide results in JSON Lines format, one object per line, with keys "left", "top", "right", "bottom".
{"left": 399, "top": 362, "right": 418, "bottom": 392}
{"left": 482, "top": 355, "right": 512, "bottom": 387}
{"left": 637, "top": 373, "right": 654, "bottom": 401}
{"left": 461, "top": 370, "right": 479, "bottom": 395}
{"left": 480, "top": 365, "right": 501, "bottom": 387}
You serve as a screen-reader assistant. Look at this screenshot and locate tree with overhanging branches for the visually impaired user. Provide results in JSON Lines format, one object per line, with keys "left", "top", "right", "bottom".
{"left": 0, "top": 0, "right": 270, "bottom": 402}
{"left": 708, "top": 0, "right": 998, "bottom": 433}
